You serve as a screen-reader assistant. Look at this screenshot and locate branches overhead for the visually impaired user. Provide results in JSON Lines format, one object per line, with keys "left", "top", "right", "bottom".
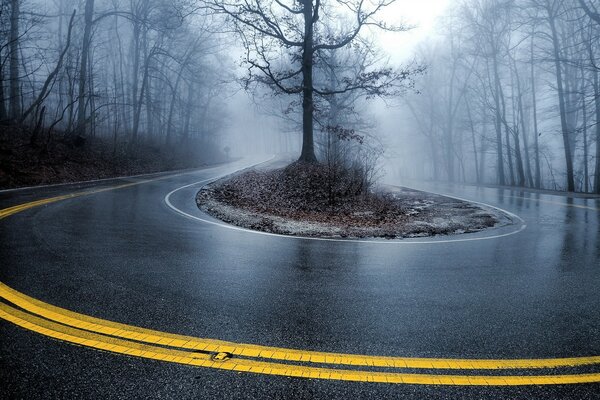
{"left": 208, "top": 0, "right": 413, "bottom": 99}
{"left": 206, "top": 0, "right": 417, "bottom": 162}
{"left": 578, "top": 0, "right": 600, "bottom": 26}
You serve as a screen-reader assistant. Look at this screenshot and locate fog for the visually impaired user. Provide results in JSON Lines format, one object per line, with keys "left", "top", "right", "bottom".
{"left": 1, "top": 0, "right": 599, "bottom": 193}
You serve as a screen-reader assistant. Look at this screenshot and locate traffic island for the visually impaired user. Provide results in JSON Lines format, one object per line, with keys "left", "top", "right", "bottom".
{"left": 196, "top": 163, "right": 511, "bottom": 239}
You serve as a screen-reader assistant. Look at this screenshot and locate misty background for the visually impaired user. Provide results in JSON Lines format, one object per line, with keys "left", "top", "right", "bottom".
{"left": 1, "top": 0, "right": 599, "bottom": 193}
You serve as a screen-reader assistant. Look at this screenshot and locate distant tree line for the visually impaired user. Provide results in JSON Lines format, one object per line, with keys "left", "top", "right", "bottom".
{"left": 405, "top": 0, "right": 600, "bottom": 193}
{"left": 0, "top": 0, "right": 229, "bottom": 157}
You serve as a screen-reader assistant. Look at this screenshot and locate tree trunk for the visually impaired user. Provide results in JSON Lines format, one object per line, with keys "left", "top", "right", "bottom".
{"left": 499, "top": 81, "right": 515, "bottom": 186}
{"left": 299, "top": 0, "right": 317, "bottom": 163}
{"left": 166, "top": 43, "right": 196, "bottom": 146}
{"left": 113, "top": 14, "right": 128, "bottom": 133}
{"left": 132, "top": 52, "right": 151, "bottom": 147}
{"left": 446, "top": 67, "right": 456, "bottom": 182}
{"left": 143, "top": 29, "right": 153, "bottom": 140}
{"left": 76, "top": 0, "right": 94, "bottom": 137}
{"left": 182, "top": 81, "right": 194, "bottom": 143}
{"left": 466, "top": 99, "right": 480, "bottom": 184}
{"left": 531, "top": 34, "right": 542, "bottom": 189}
{"left": 9, "top": 0, "right": 21, "bottom": 119}
{"left": 510, "top": 66, "right": 526, "bottom": 187}
{"left": 582, "top": 82, "right": 588, "bottom": 193}
{"left": 594, "top": 67, "right": 600, "bottom": 194}
{"left": 0, "top": 63, "right": 7, "bottom": 121}
{"left": 130, "top": 20, "right": 141, "bottom": 145}
{"left": 491, "top": 56, "right": 505, "bottom": 185}
{"left": 513, "top": 59, "right": 534, "bottom": 188}
{"left": 548, "top": 9, "right": 575, "bottom": 191}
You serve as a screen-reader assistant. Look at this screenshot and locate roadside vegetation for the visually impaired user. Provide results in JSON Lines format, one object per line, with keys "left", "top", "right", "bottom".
{"left": 197, "top": 163, "right": 504, "bottom": 239}
{"left": 0, "top": 124, "right": 225, "bottom": 188}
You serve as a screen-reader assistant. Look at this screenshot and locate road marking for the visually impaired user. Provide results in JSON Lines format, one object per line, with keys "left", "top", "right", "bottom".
{"left": 0, "top": 158, "right": 268, "bottom": 221}
{"left": 1, "top": 160, "right": 600, "bottom": 385}
{"left": 165, "top": 181, "right": 527, "bottom": 244}
{"left": 0, "top": 166, "right": 213, "bottom": 194}
{"left": 2, "top": 281, "right": 600, "bottom": 379}
{"left": 2, "top": 302, "right": 600, "bottom": 386}
{"left": 0, "top": 182, "right": 142, "bottom": 220}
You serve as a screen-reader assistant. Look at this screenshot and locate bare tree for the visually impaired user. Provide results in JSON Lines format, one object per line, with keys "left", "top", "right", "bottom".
{"left": 9, "top": 0, "right": 21, "bottom": 119}
{"left": 209, "top": 0, "right": 416, "bottom": 163}
{"left": 75, "top": 0, "right": 95, "bottom": 138}
{"left": 578, "top": 0, "right": 600, "bottom": 26}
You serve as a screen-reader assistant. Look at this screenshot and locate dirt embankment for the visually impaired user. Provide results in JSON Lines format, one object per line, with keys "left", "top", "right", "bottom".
{"left": 197, "top": 163, "right": 510, "bottom": 239}
{"left": 0, "top": 124, "right": 225, "bottom": 189}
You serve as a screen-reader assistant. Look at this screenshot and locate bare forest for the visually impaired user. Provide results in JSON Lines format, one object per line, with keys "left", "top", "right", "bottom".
{"left": 1, "top": 0, "right": 599, "bottom": 194}
{"left": 402, "top": 0, "right": 600, "bottom": 193}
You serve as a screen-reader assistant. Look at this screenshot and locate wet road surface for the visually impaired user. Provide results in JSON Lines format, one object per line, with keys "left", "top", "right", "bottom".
{"left": 1, "top": 158, "right": 600, "bottom": 399}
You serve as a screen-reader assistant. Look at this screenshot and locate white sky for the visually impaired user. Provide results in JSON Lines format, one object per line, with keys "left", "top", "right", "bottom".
{"left": 376, "top": 0, "right": 451, "bottom": 62}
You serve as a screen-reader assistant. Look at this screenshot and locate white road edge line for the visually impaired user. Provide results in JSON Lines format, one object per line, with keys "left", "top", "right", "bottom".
{"left": 0, "top": 165, "right": 230, "bottom": 194}
{"left": 164, "top": 161, "right": 528, "bottom": 245}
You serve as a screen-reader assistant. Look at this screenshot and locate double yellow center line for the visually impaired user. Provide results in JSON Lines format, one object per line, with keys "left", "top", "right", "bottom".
{"left": 2, "top": 281, "right": 600, "bottom": 385}
{"left": 1, "top": 180, "right": 600, "bottom": 385}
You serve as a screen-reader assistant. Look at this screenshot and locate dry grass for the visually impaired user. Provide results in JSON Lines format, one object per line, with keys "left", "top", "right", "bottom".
{"left": 0, "top": 124, "right": 220, "bottom": 189}
{"left": 197, "top": 163, "right": 504, "bottom": 239}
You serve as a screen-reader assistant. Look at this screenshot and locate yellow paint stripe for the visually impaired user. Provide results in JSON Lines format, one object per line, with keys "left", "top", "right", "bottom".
{"left": 3, "top": 174, "right": 600, "bottom": 385}
{"left": 0, "top": 182, "right": 146, "bottom": 220}
{"left": 3, "top": 282, "right": 600, "bottom": 371}
{"left": 3, "top": 302, "right": 600, "bottom": 386}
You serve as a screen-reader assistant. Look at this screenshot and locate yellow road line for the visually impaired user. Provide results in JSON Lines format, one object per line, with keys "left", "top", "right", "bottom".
{"left": 2, "top": 176, "right": 600, "bottom": 385}
{"left": 2, "top": 302, "right": 600, "bottom": 386}
{"left": 2, "top": 282, "right": 600, "bottom": 371}
{"left": 0, "top": 182, "right": 143, "bottom": 220}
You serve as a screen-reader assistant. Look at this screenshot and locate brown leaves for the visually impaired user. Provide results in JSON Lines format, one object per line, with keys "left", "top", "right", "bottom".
{"left": 199, "top": 163, "right": 502, "bottom": 239}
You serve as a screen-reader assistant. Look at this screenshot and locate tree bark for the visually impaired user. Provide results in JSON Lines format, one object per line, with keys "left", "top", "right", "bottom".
{"left": 594, "top": 67, "right": 600, "bottom": 194}
{"left": 582, "top": 79, "right": 588, "bottom": 193}
{"left": 9, "top": 0, "right": 21, "bottom": 119}
{"left": 299, "top": 0, "right": 317, "bottom": 163}
{"left": 491, "top": 55, "right": 506, "bottom": 185}
{"left": 498, "top": 80, "right": 515, "bottom": 186}
{"left": 547, "top": 7, "right": 575, "bottom": 191}
{"left": 0, "top": 63, "right": 7, "bottom": 121}
{"left": 466, "top": 99, "right": 480, "bottom": 184}
{"left": 531, "top": 33, "right": 541, "bottom": 189}
{"left": 76, "top": 0, "right": 95, "bottom": 137}
{"left": 510, "top": 63, "right": 528, "bottom": 187}
{"left": 130, "top": 18, "right": 141, "bottom": 145}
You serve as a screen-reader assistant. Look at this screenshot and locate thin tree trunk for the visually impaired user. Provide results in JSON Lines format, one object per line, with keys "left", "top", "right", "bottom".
{"left": 76, "top": 0, "right": 94, "bottom": 137}
{"left": 182, "top": 82, "right": 194, "bottom": 143}
{"left": 88, "top": 53, "right": 96, "bottom": 139}
{"left": 131, "top": 51, "right": 152, "bottom": 147}
{"left": 9, "top": 0, "right": 21, "bottom": 119}
{"left": 594, "top": 67, "right": 600, "bottom": 194}
{"left": 499, "top": 81, "right": 515, "bottom": 186}
{"left": 113, "top": 14, "right": 128, "bottom": 133}
{"left": 143, "top": 29, "right": 153, "bottom": 140}
{"left": 466, "top": 99, "right": 480, "bottom": 184}
{"left": 491, "top": 56, "right": 505, "bottom": 185}
{"left": 531, "top": 34, "right": 542, "bottom": 189}
{"left": 20, "top": 10, "right": 76, "bottom": 124}
{"left": 548, "top": 8, "right": 575, "bottom": 191}
{"left": 513, "top": 55, "right": 534, "bottom": 187}
{"left": 166, "top": 40, "right": 198, "bottom": 146}
{"left": 130, "top": 20, "right": 141, "bottom": 145}
{"left": 0, "top": 63, "right": 7, "bottom": 121}
{"left": 582, "top": 82, "right": 589, "bottom": 193}
{"left": 511, "top": 61, "right": 528, "bottom": 187}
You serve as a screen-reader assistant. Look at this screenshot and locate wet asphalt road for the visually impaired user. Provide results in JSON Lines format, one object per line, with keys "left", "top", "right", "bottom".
{"left": 1, "top": 157, "right": 600, "bottom": 399}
